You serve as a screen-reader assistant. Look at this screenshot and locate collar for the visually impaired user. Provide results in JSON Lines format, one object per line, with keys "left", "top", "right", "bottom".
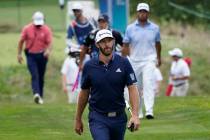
{"left": 97, "top": 53, "right": 115, "bottom": 65}
{"left": 135, "top": 20, "right": 150, "bottom": 27}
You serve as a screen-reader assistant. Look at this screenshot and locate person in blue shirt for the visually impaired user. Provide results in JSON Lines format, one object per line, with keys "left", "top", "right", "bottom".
{"left": 74, "top": 29, "right": 140, "bottom": 140}
{"left": 122, "top": 3, "right": 162, "bottom": 119}
{"left": 66, "top": 3, "right": 96, "bottom": 49}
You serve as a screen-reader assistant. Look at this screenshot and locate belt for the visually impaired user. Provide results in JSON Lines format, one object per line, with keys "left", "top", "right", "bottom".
{"left": 90, "top": 108, "right": 125, "bottom": 117}
{"left": 174, "top": 82, "right": 186, "bottom": 87}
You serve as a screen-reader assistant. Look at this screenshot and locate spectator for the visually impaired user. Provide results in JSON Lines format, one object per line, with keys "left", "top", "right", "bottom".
{"left": 17, "top": 11, "right": 52, "bottom": 104}
{"left": 168, "top": 48, "right": 190, "bottom": 96}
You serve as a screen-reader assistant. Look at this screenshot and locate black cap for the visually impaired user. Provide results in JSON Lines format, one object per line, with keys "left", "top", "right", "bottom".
{"left": 98, "top": 14, "right": 109, "bottom": 22}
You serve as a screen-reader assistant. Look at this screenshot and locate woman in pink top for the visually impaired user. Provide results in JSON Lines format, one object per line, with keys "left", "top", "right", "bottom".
{"left": 17, "top": 11, "right": 52, "bottom": 104}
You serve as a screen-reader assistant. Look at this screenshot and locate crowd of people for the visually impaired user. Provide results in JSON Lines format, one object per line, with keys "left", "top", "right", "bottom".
{"left": 17, "top": 2, "right": 191, "bottom": 140}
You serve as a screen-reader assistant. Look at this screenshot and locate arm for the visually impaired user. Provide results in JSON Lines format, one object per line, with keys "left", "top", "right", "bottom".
{"left": 74, "top": 89, "right": 90, "bottom": 135}
{"left": 61, "top": 74, "right": 67, "bottom": 93}
{"left": 155, "top": 42, "right": 161, "bottom": 67}
{"left": 122, "top": 43, "right": 130, "bottom": 57}
{"left": 44, "top": 27, "right": 53, "bottom": 58}
{"left": 17, "top": 38, "right": 25, "bottom": 64}
{"left": 127, "top": 84, "right": 140, "bottom": 131}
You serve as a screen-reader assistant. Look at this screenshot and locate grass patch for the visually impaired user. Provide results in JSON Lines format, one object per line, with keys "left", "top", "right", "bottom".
{"left": 0, "top": 97, "right": 210, "bottom": 140}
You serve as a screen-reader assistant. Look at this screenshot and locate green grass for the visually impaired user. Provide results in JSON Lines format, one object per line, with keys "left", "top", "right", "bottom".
{"left": 0, "top": 32, "right": 210, "bottom": 139}
{"left": 0, "top": 0, "right": 66, "bottom": 32}
{"left": 0, "top": 97, "right": 210, "bottom": 140}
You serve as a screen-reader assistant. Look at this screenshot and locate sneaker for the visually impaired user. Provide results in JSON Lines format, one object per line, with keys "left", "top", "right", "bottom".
{"left": 139, "top": 114, "right": 144, "bottom": 119}
{"left": 39, "top": 97, "right": 44, "bottom": 104}
{"left": 146, "top": 115, "right": 154, "bottom": 119}
{"left": 34, "top": 94, "right": 40, "bottom": 104}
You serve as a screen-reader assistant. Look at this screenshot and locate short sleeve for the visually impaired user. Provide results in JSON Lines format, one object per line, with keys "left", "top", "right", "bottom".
{"left": 123, "top": 27, "right": 131, "bottom": 43}
{"left": 81, "top": 63, "right": 91, "bottom": 89}
{"left": 124, "top": 58, "right": 137, "bottom": 86}
{"left": 20, "top": 26, "right": 27, "bottom": 41}
{"left": 155, "top": 27, "right": 161, "bottom": 42}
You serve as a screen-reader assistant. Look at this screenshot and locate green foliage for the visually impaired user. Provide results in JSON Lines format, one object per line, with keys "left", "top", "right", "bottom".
{"left": 130, "top": 0, "right": 210, "bottom": 26}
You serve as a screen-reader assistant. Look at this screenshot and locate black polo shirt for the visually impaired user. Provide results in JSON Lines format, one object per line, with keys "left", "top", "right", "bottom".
{"left": 83, "top": 29, "right": 123, "bottom": 58}
{"left": 81, "top": 53, "right": 137, "bottom": 113}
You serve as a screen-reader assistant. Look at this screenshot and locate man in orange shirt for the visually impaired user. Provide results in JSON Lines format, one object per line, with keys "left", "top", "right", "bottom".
{"left": 17, "top": 11, "right": 52, "bottom": 104}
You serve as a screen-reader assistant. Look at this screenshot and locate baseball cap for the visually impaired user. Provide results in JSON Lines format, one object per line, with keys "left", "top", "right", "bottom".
{"left": 137, "top": 3, "right": 150, "bottom": 12}
{"left": 72, "top": 3, "right": 83, "bottom": 10}
{"left": 95, "top": 29, "right": 114, "bottom": 43}
{"left": 33, "top": 11, "right": 44, "bottom": 25}
{"left": 98, "top": 14, "right": 109, "bottom": 22}
{"left": 168, "top": 48, "right": 183, "bottom": 57}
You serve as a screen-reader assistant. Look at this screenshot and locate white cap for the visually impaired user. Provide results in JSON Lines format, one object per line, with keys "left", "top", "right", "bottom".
{"left": 72, "top": 3, "right": 83, "bottom": 10}
{"left": 137, "top": 3, "right": 150, "bottom": 12}
{"left": 95, "top": 29, "right": 114, "bottom": 43}
{"left": 168, "top": 48, "right": 183, "bottom": 57}
{"left": 32, "top": 11, "right": 44, "bottom": 25}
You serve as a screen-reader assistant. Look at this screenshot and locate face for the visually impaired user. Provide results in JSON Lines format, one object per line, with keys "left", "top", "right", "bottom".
{"left": 73, "top": 9, "right": 82, "bottom": 18}
{"left": 35, "top": 25, "right": 42, "bottom": 28}
{"left": 137, "top": 10, "right": 149, "bottom": 22}
{"left": 97, "top": 37, "right": 114, "bottom": 56}
{"left": 98, "top": 20, "right": 108, "bottom": 29}
{"left": 172, "top": 56, "right": 179, "bottom": 61}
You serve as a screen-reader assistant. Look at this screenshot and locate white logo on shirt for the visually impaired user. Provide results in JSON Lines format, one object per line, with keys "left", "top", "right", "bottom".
{"left": 130, "top": 73, "right": 135, "bottom": 81}
{"left": 116, "top": 68, "right": 122, "bottom": 72}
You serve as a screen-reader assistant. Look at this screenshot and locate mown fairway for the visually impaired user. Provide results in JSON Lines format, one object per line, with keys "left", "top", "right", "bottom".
{"left": 0, "top": 96, "right": 210, "bottom": 140}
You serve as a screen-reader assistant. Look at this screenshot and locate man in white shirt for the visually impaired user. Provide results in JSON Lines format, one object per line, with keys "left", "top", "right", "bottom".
{"left": 169, "top": 48, "right": 190, "bottom": 96}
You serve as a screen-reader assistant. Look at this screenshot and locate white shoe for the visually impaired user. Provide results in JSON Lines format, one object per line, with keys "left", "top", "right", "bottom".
{"left": 39, "top": 98, "right": 44, "bottom": 104}
{"left": 33, "top": 94, "right": 43, "bottom": 104}
{"left": 139, "top": 114, "right": 144, "bottom": 119}
{"left": 34, "top": 94, "right": 40, "bottom": 104}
